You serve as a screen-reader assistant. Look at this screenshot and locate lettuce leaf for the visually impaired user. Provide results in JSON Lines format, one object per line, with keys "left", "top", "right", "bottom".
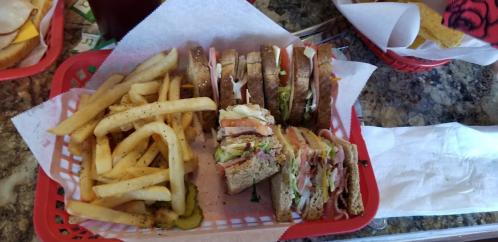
{"left": 214, "top": 149, "right": 243, "bottom": 163}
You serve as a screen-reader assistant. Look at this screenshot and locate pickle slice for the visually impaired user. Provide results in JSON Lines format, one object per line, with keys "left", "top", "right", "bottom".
{"left": 182, "top": 183, "right": 198, "bottom": 218}
{"left": 157, "top": 221, "right": 175, "bottom": 229}
{"left": 174, "top": 205, "right": 204, "bottom": 230}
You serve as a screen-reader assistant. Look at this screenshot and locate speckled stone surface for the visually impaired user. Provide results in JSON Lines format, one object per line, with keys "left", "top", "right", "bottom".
{"left": 0, "top": 0, "right": 497, "bottom": 241}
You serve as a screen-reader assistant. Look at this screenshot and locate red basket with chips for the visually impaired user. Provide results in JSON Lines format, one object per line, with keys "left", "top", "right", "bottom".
{"left": 0, "top": 0, "right": 64, "bottom": 82}
{"left": 357, "top": 30, "right": 451, "bottom": 72}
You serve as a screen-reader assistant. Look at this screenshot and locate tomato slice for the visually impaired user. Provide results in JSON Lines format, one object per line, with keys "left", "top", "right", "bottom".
{"left": 280, "top": 48, "right": 291, "bottom": 86}
{"left": 216, "top": 164, "right": 225, "bottom": 177}
{"left": 286, "top": 126, "right": 303, "bottom": 149}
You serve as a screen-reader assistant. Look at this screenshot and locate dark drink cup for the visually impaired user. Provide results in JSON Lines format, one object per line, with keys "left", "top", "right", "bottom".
{"left": 87, "top": 0, "right": 162, "bottom": 41}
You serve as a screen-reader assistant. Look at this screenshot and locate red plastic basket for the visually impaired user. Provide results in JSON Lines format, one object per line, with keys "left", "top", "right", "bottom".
{"left": 0, "top": 0, "right": 64, "bottom": 82}
{"left": 357, "top": 31, "right": 451, "bottom": 72}
{"left": 34, "top": 50, "right": 379, "bottom": 241}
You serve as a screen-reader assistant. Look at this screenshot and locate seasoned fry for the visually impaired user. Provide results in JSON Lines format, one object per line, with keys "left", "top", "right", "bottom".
{"left": 184, "top": 126, "right": 196, "bottom": 142}
{"left": 152, "top": 134, "right": 169, "bottom": 160}
{"left": 129, "top": 88, "right": 148, "bottom": 105}
{"left": 95, "top": 135, "right": 112, "bottom": 174}
{"left": 120, "top": 93, "right": 134, "bottom": 132}
{"left": 126, "top": 159, "right": 196, "bottom": 178}
{"left": 106, "top": 122, "right": 185, "bottom": 214}
{"left": 121, "top": 94, "right": 132, "bottom": 105}
{"left": 104, "top": 138, "right": 149, "bottom": 179}
{"left": 90, "top": 136, "right": 99, "bottom": 180}
{"left": 156, "top": 73, "right": 170, "bottom": 123}
{"left": 144, "top": 94, "right": 159, "bottom": 103}
{"left": 132, "top": 80, "right": 161, "bottom": 95}
{"left": 123, "top": 201, "right": 151, "bottom": 215}
{"left": 94, "top": 98, "right": 216, "bottom": 136}
{"left": 167, "top": 75, "right": 182, "bottom": 125}
{"left": 135, "top": 141, "right": 160, "bottom": 167}
{"left": 88, "top": 74, "right": 125, "bottom": 104}
{"left": 173, "top": 113, "right": 193, "bottom": 161}
{"left": 126, "top": 52, "right": 167, "bottom": 81}
{"left": 80, "top": 137, "right": 95, "bottom": 202}
{"left": 66, "top": 200, "right": 155, "bottom": 228}
{"left": 67, "top": 94, "right": 91, "bottom": 156}
{"left": 182, "top": 111, "right": 194, "bottom": 129}
{"left": 48, "top": 48, "right": 178, "bottom": 136}
{"left": 70, "top": 111, "right": 105, "bottom": 143}
{"left": 93, "top": 169, "right": 169, "bottom": 197}
{"left": 108, "top": 103, "right": 139, "bottom": 112}
{"left": 126, "top": 167, "right": 165, "bottom": 177}
{"left": 124, "top": 186, "right": 172, "bottom": 201}
{"left": 67, "top": 141, "right": 84, "bottom": 157}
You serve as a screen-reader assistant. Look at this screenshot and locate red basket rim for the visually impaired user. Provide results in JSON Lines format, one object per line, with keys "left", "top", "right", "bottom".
{"left": 0, "top": 0, "right": 64, "bottom": 82}
{"left": 356, "top": 30, "right": 451, "bottom": 71}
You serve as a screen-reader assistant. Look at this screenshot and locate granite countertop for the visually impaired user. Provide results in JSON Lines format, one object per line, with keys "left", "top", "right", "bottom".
{"left": 0, "top": 0, "right": 497, "bottom": 241}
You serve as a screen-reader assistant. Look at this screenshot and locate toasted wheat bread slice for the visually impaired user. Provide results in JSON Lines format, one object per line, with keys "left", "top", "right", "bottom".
{"left": 289, "top": 47, "right": 310, "bottom": 126}
{"left": 260, "top": 44, "right": 281, "bottom": 123}
{"left": 333, "top": 136, "right": 364, "bottom": 216}
{"left": 186, "top": 46, "right": 216, "bottom": 132}
{"left": 247, "top": 52, "right": 265, "bottom": 108}
{"left": 225, "top": 153, "right": 283, "bottom": 195}
{"left": 219, "top": 49, "right": 238, "bottom": 110}
{"left": 317, "top": 43, "right": 333, "bottom": 130}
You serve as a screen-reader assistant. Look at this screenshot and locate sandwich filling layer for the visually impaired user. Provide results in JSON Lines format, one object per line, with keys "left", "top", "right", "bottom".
{"left": 217, "top": 104, "right": 274, "bottom": 139}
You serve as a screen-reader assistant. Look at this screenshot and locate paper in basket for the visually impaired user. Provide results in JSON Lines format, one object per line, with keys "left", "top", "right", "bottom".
{"left": 333, "top": 0, "right": 498, "bottom": 65}
{"left": 12, "top": 0, "right": 376, "bottom": 241}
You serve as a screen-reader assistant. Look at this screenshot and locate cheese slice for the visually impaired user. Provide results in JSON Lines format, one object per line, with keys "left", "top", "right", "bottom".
{"left": 12, "top": 20, "right": 39, "bottom": 44}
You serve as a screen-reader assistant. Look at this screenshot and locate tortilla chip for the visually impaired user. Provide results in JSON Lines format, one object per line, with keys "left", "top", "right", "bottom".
{"left": 408, "top": 35, "right": 426, "bottom": 49}
{"left": 412, "top": 2, "right": 464, "bottom": 48}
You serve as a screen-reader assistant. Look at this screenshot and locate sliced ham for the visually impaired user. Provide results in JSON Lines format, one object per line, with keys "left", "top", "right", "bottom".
{"left": 217, "top": 156, "right": 249, "bottom": 177}
{"left": 311, "top": 43, "right": 320, "bottom": 115}
{"left": 208, "top": 47, "right": 220, "bottom": 114}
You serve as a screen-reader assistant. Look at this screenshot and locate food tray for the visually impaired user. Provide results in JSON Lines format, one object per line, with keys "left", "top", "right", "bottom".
{"left": 0, "top": 0, "right": 64, "bottom": 82}
{"left": 34, "top": 49, "right": 379, "bottom": 241}
{"left": 357, "top": 30, "right": 451, "bottom": 72}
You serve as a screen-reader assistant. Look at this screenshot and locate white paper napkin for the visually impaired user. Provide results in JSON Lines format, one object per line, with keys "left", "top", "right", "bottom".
{"left": 332, "top": 0, "right": 498, "bottom": 65}
{"left": 362, "top": 122, "right": 498, "bottom": 218}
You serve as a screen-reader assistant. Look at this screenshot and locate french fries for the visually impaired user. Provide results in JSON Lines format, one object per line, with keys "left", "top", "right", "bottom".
{"left": 126, "top": 52, "right": 166, "bottom": 81}
{"left": 109, "top": 103, "right": 139, "bottom": 112}
{"left": 93, "top": 169, "right": 169, "bottom": 197}
{"left": 95, "top": 135, "right": 112, "bottom": 174}
{"left": 48, "top": 48, "right": 178, "bottom": 136}
{"left": 135, "top": 141, "right": 160, "bottom": 167}
{"left": 70, "top": 111, "right": 105, "bottom": 143}
{"left": 156, "top": 73, "right": 170, "bottom": 123}
{"left": 123, "top": 201, "right": 151, "bottom": 215}
{"left": 49, "top": 49, "right": 211, "bottom": 229}
{"left": 106, "top": 122, "right": 185, "bottom": 214}
{"left": 67, "top": 93, "right": 91, "bottom": 156}
{"left": 67, "top": 200, "right": 155, "bottom": 228}
{"left": 184, "top": 126, "right": 197, "bottom": 142}
{"left": 182, "top": 111, "right": 194, "bottom": 129}
{"left": 132, "top": 80, "right": 161, "bottom": 95}
{"left": 88, "top": 74, "right": 125, "bottom": 104}
{"left": 94, "top": 98, "right": 216, "bottom": 137}
{"left": 80, "top": 137, "right": 95, "bottom": 202}
{"left": 104, "top": 138, "right": 149, "bottom": 179}
{"left": 126, "top": 159, "right": 197, "bottom": 178}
